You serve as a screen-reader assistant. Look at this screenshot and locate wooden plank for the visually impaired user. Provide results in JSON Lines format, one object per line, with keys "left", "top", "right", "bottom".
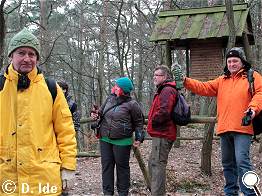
{"left": 206, "top": 12, "right": 225, "bottom": 38}
{"left": 158, "top": 4, "right": 247, "bottom": 17}
{"left": 236, "top": 9, "right": 249, "bottom": 36}
{"left": 150, "top": 16, "right": 178, "bottom": 41}
{"left": 173, "top": 15, "right": 190, "bottom": 39}
{"left": 187, "top": 14, "right": 206, "bottom": 38}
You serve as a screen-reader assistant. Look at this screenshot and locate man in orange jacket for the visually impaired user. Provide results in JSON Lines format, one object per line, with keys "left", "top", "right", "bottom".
{"left": 181, "top": 47, "right": 262, "bottom": 196}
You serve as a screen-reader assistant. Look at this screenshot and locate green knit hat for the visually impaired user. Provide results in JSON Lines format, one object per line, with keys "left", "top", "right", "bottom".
{"left": 8, "top": 28, "right": 40, "bottom": 60}
{"left": 115, "top": 77, "right": 134, "bottom": 93}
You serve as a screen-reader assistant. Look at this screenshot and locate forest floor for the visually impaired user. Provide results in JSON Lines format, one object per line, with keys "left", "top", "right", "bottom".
{"left": 69, "top": 125, "right": 262, "bottom": 196}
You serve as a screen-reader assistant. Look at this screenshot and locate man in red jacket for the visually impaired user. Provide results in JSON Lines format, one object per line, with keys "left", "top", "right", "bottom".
{"left": 147, "top": 65, "right": 177, "bottom": 196}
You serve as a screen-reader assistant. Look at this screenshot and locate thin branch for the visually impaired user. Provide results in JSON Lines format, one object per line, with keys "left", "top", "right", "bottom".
{"left": 134, "top": 3, "right": 152, "bottom": 30}
{"left": 4, "top": 0, "right": 21, "bottom": 14}
{"left": 58, "top": 56, "right": 97, "bottom": 80}
{"left": 39, "top": 32, "right": 63, "bottom": 66}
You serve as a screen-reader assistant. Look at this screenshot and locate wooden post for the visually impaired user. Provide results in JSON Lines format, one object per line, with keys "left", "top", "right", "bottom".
{"left": 200, "top": 98, "right": 217, "bottom": 175}
{"left": 132, "top": 147, "right": 151, "bottom": 190}
{"left": 225, "top": 0, "right": 236, "bottom": 50}
{"left": 165, "top": 41, "right": 172, "bottom": 68}
{"left": 186, "top": 47, "right": 190, "bottom": 77}
{"left": 173, "top": 126, "right": 180, "bottom": 148}
{"left": 243, "top": 32, "right": 254, "bottom": 65}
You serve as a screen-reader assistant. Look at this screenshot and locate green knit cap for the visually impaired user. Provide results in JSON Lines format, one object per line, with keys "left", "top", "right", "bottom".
{"left": 8, "top": 28, "right": 40, "bottom": 60}
{"left": 115, "top": 77, "right": 134, "bottom": 93}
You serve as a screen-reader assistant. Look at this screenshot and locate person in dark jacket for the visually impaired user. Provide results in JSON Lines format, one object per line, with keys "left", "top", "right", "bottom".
{"left": 147, "top": 65, "right": 177, "bottom": 196}
{"left": 91, "top": 77, "right": 145, "bottom": 196}
{"left": 58, "top": 81, "right": 81, "bottom": 131}
{"left": 58, "top": 81, "right": 83, "bottom": 151}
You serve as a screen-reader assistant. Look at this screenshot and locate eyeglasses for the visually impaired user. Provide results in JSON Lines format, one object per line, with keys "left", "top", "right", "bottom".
{"left": 153, "top": 74, "right": 165, "bottom": 77}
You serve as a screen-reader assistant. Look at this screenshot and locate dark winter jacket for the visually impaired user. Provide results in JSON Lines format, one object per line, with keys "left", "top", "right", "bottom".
{"left": 66, "top": 95, "right": 81, "bottom": 132}
{"left": 98, "top": 94, "right": 144, "bottom": 141}
{"left": 147, "top": 81, "right": 177, "bottom": 140}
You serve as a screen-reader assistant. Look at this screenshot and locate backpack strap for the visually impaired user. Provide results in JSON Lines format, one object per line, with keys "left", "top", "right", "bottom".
{"left": 0, "top": 74, "right": 57, "bottom": 103}
{"left": 247, "top": 69, "right": 255, "bottom": 97}
{"left": 45, "top": 78, "right": 57, "bottom": 103}
{"left": 0, "top": 75, "right": 6, "bottom": 91}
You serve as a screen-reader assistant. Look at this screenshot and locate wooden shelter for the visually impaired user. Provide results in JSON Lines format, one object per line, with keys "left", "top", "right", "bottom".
{"left": 150, "top": 3, "right": 254, "bottom": 81}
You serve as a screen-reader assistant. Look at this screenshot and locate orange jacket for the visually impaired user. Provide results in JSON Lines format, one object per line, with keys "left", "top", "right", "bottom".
{"left": 184, "top": 69, "right": 262, "bottom": 135}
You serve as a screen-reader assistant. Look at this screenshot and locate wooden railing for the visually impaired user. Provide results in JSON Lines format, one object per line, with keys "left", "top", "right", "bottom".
{"left": 78, "top": 115, "right": 218, "bottom": 189}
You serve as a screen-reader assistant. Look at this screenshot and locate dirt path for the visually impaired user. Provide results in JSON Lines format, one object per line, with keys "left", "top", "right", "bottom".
{"left": 69, "top": 127, "right": 262, "bottom": 195}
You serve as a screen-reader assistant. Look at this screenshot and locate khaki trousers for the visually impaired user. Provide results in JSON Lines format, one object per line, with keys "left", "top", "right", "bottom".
{"left": 148, "top": 137, "right": 174, "bottom": 196}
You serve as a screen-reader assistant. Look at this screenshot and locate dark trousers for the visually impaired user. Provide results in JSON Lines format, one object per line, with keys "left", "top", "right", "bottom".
{"left": 100, "top": 140, "right": 132, "bottom": 196}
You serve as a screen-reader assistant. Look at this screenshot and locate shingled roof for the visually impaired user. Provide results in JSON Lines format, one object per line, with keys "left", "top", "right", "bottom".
{"left": 150, "top": 3, "right": 253, "bottom": 43}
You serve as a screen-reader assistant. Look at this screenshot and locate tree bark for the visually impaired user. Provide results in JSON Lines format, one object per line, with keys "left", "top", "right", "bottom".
{"left": 137, "top": 0, "right": 144, "bottom": 103}
{"left": 225, "top": 0, "right": 236, "bottom": 50}
{"left": 115, "top": 0, "right": 125, "bottom": 76}
{"left": 40, "top": 0, "right": 49, "bottom": 74}
{"left": 98, "top": 0, "right": 108, "bottom": 105}
{"left": 0, "top": 0, "right": 6, "bottom": 69}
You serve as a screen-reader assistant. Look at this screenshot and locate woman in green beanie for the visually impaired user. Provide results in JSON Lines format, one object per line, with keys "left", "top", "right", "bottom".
{"left": 91, "top": 77, "right": 145, "bottom": 196}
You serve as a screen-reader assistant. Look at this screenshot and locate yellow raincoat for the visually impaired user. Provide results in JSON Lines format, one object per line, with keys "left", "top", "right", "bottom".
{"left": 0, "top": 65, "right": 77, "bottom": 195}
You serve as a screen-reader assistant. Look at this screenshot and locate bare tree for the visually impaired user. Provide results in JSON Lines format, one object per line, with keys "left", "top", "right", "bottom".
{"left": 39, "top": 0, "right": 52, "bottom": 74}
{"left": 114, "top": 0, "right": 125, "bottom": 76}
{"left": 225, "top": 0, "right": 236, "bottom": 50}
{"left": 136, "top": 0, "right": 144, "bottom": 102}
{"left": 0, "top": 0, "right": 6, "bottom": 69}
{"left": 98, "top": 0, "right": 109, "bottom": 105}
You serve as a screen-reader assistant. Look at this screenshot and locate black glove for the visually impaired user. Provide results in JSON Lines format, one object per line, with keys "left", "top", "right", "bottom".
{"left": 135, "top": 129, "right": 145, "bottom": 143}
{"left": 242, "top": 109, "right": 253, "bottom": 126}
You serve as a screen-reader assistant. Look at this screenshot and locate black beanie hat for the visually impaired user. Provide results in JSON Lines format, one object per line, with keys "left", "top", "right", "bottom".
{"left": 224, "top": 47, "right": 251, "bottom": 76}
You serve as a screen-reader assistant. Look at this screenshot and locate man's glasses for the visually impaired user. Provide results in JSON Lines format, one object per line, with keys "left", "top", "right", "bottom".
{"left": 154, "top": 74, "right": 164, "bottom": 77}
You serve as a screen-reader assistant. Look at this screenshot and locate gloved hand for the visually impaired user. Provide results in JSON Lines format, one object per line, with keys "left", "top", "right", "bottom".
{"left": 135, "top": 129, "right": 145, "bottom": 143}
{"left": 61, "top": 169, "right": 75, "bottom": 191}
{"left": 242, "top": 108, "right": 255, "bottom": 126}
{"left": 171, "top": 64, "right": 184, "bottom": 90}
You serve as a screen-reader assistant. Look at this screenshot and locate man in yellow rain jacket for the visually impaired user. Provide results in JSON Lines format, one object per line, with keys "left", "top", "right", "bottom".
{"left": 0, "top": 28, "right": 77, "bottom": 195}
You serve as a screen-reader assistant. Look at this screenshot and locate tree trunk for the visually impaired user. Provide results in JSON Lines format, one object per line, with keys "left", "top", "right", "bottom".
{"left": 162, "top": 0, "right": 175, "bottom": 10}
{"left": 225, "top": 0, "right": 236, "bottom": 50}
{"left": 40, "top": 0, "right": 50, "bottom": 75}
{"left": 76, "top": 7, "right": 85, "bottom": 152}
{"left": 255, "top": 0, "right": 262, "bottom": 70}
{"left": 0, "top": 0, "right": 6, "bottom": 69}
{"left": 137, "top": 0, "right": 143, "bottom": 103}
{"left": 98, "top": 0, "right": 108, "bottom": 105}
{"left": 115, "top": 0, "right": 124, "bottom": 77}
{"left": 243, "top": 33, "right": 254, "bottom": 67}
